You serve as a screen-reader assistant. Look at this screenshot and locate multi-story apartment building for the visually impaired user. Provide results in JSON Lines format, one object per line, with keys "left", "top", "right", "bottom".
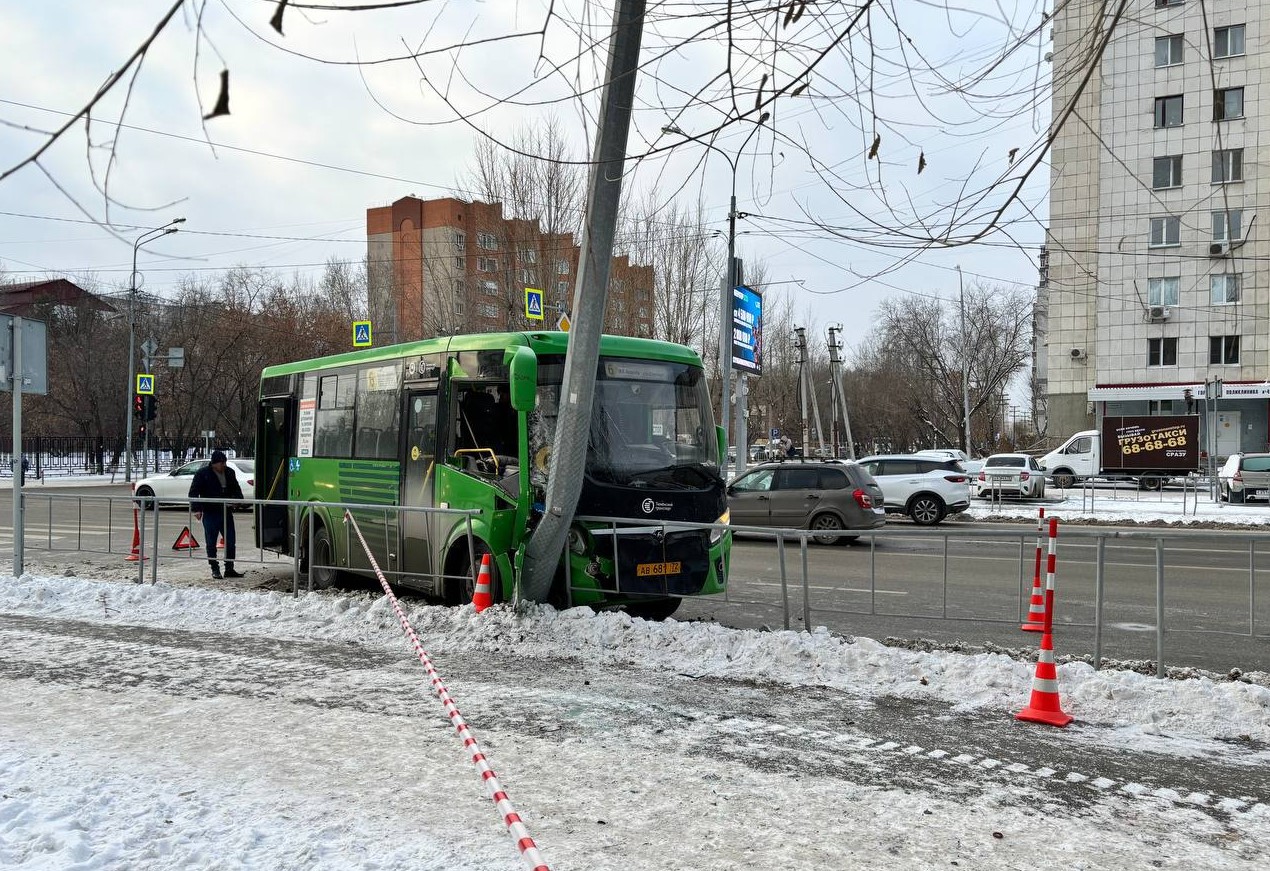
{"left": 1042, "top": 0, "right": 1266, "bottom": 455}
{"left": 366, "top": 196, "right": 654, "bottom": 343}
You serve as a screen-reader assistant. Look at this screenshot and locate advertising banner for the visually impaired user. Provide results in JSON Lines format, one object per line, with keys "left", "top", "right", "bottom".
{"left": 1100, "top": 415, "right": 1200, "bottom": 472}
{"left": 730, "top": 284, "right": 762, "bottom": 375}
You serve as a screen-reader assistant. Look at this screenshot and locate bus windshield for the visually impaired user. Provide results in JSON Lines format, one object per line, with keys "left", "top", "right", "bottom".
{"left": 534, "top": 355, "right": 719, "bottom": 488}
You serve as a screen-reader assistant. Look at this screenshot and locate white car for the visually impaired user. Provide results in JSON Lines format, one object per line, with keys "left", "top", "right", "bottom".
{"left": 916, "top": 448, "right": 984, "bottom": 476}
{"left": 857, "top": 454, "right": 972, "bottom": 525}
{"left": 132, "top": 458, "right": 255, "bottom": 508}
{"left": 975, "top": 453, "right": 1045, "bottom": 499}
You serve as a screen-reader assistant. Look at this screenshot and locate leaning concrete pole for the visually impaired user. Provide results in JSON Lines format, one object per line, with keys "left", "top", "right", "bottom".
{"left": 520, "top": 0, "right": 646, "bottom": 601}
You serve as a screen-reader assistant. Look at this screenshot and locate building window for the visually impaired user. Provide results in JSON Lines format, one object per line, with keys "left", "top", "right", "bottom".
{"left": 1148, "top": 337, "right": 1178, "bottom": 367}
{"left": 1211, "top": 273, "right": 1240, "bottom": 304}
{"left": 454, "top": 300, "right": 465, "bottom": 316}
{"left": 1154, "top": 35, "right": 1183, "bottom": 67}
{"left": 556, "top": 260, "right": 570, "bottom": 275}
{"left": 478, "top": 256, "right": 498, "bottom": 272}
{"left": 1212, "top": 149, "right": 1243, "bottom": 184}
{"left": 451, "top": 231, "right": 465, "bottom": 249}
{"left": 1209, "top": 335, "right": 1240, "bottom": 365}
{"left": 1214, "top": 87, "right": 1244, "bottom": 121}
{"left": 1154, "top": 95, "right": 1183, "bottom": 128}
{"left": 556, "top": 280, "right": 569, "bottom": 296}
{"left": 638, "top": 306, "right": 648, "bottom": 319}
{"left": 1214, "top": 25, "right": 1245, "bottom": 59}
{"left": 1147, "top": 400, "right": 1176, "bottom": 415}
{"left": 1152, "top": 155, "right": 1182, "bottom": 189}
{"left": 1212, "top": 209, "right": 1242, "bottom": 242}
{"left": 453, "top": 280, "right": 464, "bottom": 296}
{"left": 1148, "top": 277, "right": 1179, "bottom": 306}
{"left": 518, "top": 248, "right": 538, "bottom": 263}
{"left": 454, "top": 255, "right": 464, "bottom": 268}
{"left": 476, "top": 232, "right": 497, "bottom": 250}
{"left": 478, "top": 303, "right": 498, "bottom": 319}
{"left": 1149, "top": 216, "right": 1180, "bottom": 247}
{"left": 481, "top": 280, "right": 499, "bottom": 296}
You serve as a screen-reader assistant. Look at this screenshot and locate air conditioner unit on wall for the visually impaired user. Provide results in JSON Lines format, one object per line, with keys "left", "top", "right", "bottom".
{"left": 1070, "top": 347, "right": 1086, "bottom": 360}
{"left": 1148, "top": 305, "right": 1171, "bottom": 320}
{"left": 1210, "top": 242, "right": 1230, "bottom": 257}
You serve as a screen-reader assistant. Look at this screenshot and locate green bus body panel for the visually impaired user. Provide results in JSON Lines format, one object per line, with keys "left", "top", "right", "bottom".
{"left": 260, "top": 330, "right": 727, "bottom": 605}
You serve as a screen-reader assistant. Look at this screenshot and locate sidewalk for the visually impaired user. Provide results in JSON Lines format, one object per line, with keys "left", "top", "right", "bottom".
{"left": 0, "top": 473, "right": 126, "bottom": 490}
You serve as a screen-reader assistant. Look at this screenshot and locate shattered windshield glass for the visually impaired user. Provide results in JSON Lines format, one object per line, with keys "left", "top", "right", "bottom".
{"left": 531, "top": 355, "right": 719, "bottom": 488}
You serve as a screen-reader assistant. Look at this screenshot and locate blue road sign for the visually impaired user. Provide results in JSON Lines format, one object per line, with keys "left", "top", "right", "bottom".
{"left": 352, "top": 320, "right": 372, "bottom": 347}
{"left": 525, "top": 287, "right": 544, "bottom": 321}
{"left": 770, "top": 427, "right": 780, "bottom": 438}
{"left": 136, "top": 374, "right": 155, "bottom": 395}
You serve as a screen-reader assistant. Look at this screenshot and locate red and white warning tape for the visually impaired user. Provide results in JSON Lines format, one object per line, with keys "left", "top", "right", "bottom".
{"left": 344, "top": 511, "right": 549, "bottom": 871}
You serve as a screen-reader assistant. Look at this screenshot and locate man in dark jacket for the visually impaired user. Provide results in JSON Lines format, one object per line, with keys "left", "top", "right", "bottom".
{"left": 188, "top": 450, "right": 245, "bottom": 579}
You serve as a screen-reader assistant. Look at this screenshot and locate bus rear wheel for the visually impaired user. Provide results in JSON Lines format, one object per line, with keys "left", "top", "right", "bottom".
{"left": 305, "top": 524, "right": 341, "bottom": 590}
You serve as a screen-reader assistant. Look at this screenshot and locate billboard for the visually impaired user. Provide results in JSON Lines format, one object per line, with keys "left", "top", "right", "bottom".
{"left": 1100, "top": 415, "right": 1200, "bottom": 472}
{"left": 730, "top": 284, "right": 762, "bottom": 375}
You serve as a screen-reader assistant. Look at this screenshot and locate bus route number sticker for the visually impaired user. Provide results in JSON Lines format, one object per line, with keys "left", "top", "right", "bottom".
{"left": 636, "top": 561, "right": 682, "bottom": 577}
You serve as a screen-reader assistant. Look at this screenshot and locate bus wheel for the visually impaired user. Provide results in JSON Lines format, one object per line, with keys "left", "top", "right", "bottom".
{"left": 453, "top": 542, "right": 498, "bottom": 607}
{"left": 307, "top": 525, "right": 341, "bottom": 590}
{"left": 625, "top": 597, "right": 681, "bottom": 621}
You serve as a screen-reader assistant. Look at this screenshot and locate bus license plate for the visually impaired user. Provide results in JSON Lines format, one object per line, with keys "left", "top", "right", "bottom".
{"left": 636, "top": 561, "right": 682, "bottom": 577}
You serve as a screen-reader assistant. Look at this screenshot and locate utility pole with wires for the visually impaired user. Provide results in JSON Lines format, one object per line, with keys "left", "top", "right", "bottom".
{"left": 795, "top": 327, "right": 810, "bottom": 457}
{"left": 826, "top": 325, "right": 856, "bottom": 460}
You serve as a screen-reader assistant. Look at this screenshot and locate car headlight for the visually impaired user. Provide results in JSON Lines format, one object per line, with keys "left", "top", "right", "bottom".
{"left": 567, "top": 525, "right": 590, "bottom": 555}
{"left": 710, "top": 509, "right": 730, "bottom": 544}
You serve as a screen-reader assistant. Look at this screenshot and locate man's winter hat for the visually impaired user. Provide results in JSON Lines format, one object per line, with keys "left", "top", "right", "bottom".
{"left": 211, "top": 450, "right": 228, "bottom": 464}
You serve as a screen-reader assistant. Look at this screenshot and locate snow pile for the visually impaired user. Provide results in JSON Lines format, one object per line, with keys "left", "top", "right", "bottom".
{"left": 4, "top": 574, "right": 1268, "bottom": 744}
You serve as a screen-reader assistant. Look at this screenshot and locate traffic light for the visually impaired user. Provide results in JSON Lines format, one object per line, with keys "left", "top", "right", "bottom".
{"left": 141, "top": 394, "right": 157, "bottom": 422}
{"left": 134, "top": 394, "right": 143, "bottom": 417}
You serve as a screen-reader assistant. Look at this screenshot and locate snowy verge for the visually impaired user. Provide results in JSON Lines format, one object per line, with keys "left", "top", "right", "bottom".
{"left": 2, "top": 573, "right": 1269, "bottom": 745}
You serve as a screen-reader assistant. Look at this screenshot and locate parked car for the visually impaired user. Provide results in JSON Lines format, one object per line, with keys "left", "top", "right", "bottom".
{"left": 916, "top": 448, "right": 984, "bottom": 476}
{"left": 132, "top": 457, "right": 255, "bottom": 509}
{"left": 975, "top": 453, "right": 1046, "bottom": 499}
{"left": 856, "top": 454, "right": 972, "bottom": 525}
{"left": 1218, "top": 453, "right": 1270, "bottom": 503}
{"left": 726, "top": 460, "right": 885, "bottom": 545}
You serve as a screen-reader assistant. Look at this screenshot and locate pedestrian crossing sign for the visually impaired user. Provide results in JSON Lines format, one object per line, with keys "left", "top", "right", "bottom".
{"left": 525, "top": 287, "right": 544, "bottom": 321}
{"left": 136, "top": 374, "right": 155, "bottom": 395}
{"left": 352, "top": 320, "right": 372, "bottom": 347}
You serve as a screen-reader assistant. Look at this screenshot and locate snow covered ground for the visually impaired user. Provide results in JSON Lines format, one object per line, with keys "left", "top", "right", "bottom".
{"left": 2, "top": 573, "right": 1268, "bottom": 869}
{"left": 968, "top": 485, "right": 1270, "bottom": 527}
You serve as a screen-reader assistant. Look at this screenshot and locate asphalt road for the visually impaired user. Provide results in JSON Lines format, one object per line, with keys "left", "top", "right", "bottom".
{"left": 3, "top": 484, "right": 1269, "bottom": 673}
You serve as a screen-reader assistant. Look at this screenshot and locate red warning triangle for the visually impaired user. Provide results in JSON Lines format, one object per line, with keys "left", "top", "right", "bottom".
{"left": 172, "top": 526, "right": 201, "bottom": 551}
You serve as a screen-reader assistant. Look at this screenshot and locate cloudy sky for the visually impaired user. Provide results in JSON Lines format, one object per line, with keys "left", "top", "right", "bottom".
{"left": 0, "top": 0, "right": 1052, "bottom": 354}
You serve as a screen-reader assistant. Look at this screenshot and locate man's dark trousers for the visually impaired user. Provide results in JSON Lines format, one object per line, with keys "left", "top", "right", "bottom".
{"left": 202, "top": 508, "right": 236, "bottom": 570}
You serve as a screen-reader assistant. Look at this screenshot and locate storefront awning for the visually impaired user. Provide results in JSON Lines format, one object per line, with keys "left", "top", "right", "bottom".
{"left": 1088, "top": 382, "right": 1270, "bottom": 401}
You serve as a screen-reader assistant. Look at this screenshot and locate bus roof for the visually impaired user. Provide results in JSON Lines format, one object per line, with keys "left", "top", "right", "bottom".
{"left": 260, "top": 331, "right": 703, "bottom": 379}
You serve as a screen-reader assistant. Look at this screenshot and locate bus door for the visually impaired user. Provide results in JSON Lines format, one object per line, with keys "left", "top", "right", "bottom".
{"left": 256, "top": 396, "right": 295, "bottom": 551}
{"left": 401, "top": 389, "right": 440, "bottom": 594}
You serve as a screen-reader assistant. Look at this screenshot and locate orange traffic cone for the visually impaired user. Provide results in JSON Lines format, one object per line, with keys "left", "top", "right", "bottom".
{"left": 472, "top": 553, "right": 493, "bottom": 613}
{"left": 1015, "top": 631, "right": 1072, "bottom": 727}
{"left": 125, "top": 507, "right": 148, "bottom": 562}
{"left": 1021, "top": 508, "right": 1046, "bottom": 632}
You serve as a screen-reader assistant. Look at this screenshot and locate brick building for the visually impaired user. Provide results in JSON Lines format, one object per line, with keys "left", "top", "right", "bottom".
{"left": 366, "top": 196, "right": 654, "bottom": 343}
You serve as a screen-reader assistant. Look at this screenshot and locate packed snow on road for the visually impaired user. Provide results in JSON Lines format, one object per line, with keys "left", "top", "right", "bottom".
{"left": 1, "top": 572, "right": 1268, "bottom": 870}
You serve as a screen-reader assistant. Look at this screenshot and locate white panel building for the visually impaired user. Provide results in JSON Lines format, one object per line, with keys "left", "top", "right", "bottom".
{"left": 1043, "top": 0, "right": 1266, "bottom": 456}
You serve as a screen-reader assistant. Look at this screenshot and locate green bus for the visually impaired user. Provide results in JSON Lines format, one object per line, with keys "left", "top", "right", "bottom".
{"left": 255, "top": 331, "right": 731, "bottom": 618}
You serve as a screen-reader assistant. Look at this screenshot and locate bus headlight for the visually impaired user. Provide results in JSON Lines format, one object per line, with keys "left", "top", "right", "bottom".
{"left": 567, "top": 525, "right": 590, "bottom": 555}
{"left": 710, "top": 509, "right": 730, "bottom": 545}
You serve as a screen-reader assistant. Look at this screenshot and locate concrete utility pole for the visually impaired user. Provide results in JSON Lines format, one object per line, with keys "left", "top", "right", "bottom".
{"left": 795, "top": 327, "right": 810, "bottom": 458}
{"left": 826, "top": 326, "right": 856, "bottom": 460}
{"left": 957, "top": 265, "right": 972, "bottom": 457}
{"left": 520, "top": 0, "right": 645, "bottom": 602}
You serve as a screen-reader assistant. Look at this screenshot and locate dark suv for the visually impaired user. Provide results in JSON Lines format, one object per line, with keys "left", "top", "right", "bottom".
{"left": 726, "top": 460, "right": 886, "bottom": 544}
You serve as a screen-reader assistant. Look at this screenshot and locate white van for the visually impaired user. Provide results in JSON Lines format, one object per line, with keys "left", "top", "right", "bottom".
{"left": 1038, "top": 430, "right": 1099, "bottom": 489}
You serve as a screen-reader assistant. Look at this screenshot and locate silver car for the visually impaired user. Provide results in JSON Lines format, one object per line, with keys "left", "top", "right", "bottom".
{"left": 975, "top": 453, "right": 1046, "bottom": 499}
{"left": 727, "top": 460, "right": 886, "bottom": 545}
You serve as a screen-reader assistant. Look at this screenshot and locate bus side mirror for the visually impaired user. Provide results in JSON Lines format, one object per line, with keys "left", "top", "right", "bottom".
{"left": 716, "top": 425, "right": 726, "bottom": 466}
{"left": 505, "top": 346, "right": 538, "bottom": 412}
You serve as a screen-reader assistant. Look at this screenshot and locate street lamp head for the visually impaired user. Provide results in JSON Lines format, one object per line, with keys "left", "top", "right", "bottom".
{"left": 171, "top": 217, "right": 186, "bottom": 225}
{"left": 661, "top": 123, "right": 686, "bottom": 136}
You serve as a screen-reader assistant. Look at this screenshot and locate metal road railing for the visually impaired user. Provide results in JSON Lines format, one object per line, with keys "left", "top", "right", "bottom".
{"left": 12, "top": 495, "right": 1268, "bottom": 675}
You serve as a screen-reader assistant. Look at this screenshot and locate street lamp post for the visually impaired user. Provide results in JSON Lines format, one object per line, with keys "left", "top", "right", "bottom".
{"left": 126, "top": 218, "right": 184, "bottom": 483}
{"left": 662, "top": 117, "right": 768, "bottom": 474}
{"left": 956, "top": 265, "right": 972, "bottom": 457}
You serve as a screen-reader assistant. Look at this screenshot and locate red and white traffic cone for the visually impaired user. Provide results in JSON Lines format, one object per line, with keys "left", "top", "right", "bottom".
{"left": 1021, "top": 507, "right": 1046, "bottom": 632}
{"left": 472, "top": 553, "right": 493, "bottom": 613}
{"left": 1016, "top": 517, "right": 1072, "bottom": 727}
{"left": 125, "top": 506, "right": 147, "bottom": 562}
